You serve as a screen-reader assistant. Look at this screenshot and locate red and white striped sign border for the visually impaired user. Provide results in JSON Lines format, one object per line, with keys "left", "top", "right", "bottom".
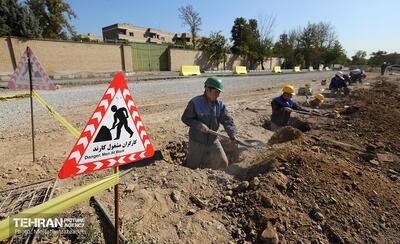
{"left": 8, "top": 47, "right": 56, "bottom": 90}
{"left": 58, "top": 72, "right": 154, "bottom": 179}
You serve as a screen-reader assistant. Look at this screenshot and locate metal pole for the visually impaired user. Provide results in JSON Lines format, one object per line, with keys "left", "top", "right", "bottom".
{"left": 90, "top": 196, "right": 128, "bottom": 243}
{"left": 27, "top": 47, "right": 35, "bottom": 162}
{"left": 114, "top": 167, "right": 119, "bottom": 244}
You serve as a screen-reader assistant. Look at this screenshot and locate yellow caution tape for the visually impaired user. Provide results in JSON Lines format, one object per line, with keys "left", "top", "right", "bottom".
{"left": 32, "top": 90, "right": 80, "bottom": 138}
{"left": 0, "top": 173, "right": 119, "bottom": 241}
{"left": 0, "top": 90, "right": 121, "bottom": 241}
{"left": 0, "top": 93, "right": 30, "bottom": 101}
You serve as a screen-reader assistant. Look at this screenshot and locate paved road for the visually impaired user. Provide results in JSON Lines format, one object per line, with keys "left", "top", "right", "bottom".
{"left": 0, "top": 71, "right": 335, "bottom": 134}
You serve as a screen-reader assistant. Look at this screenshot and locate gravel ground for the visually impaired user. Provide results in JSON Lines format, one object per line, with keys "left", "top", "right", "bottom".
{"left": 0, "top": 71, "right": 335, "bottom": 134}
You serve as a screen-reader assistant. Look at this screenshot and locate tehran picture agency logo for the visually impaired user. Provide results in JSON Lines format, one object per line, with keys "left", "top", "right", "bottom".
{"left": 13, "top": 217, "right": 85, "bottom": 228}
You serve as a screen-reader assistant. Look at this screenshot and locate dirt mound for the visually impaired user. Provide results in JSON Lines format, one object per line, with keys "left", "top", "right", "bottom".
{"left": 262, "top": 117, "right": 311, "bottom": 133}
{"left": 216, "top": 80, "right": 400, "bottom": 243}
{"left": 163, "top": 139, "right": 188, "bottom": 165}
{"left": 332, "top": 80, "right": 400, "bottom": 154}
{"left": 220, "top": 141, "right": 399, "bottom": 243}
{"left": 340, "top": 105, "right": 359, "bottom": 115}
{"left": 268, "top": 126, "right": 304, "bottom": 145}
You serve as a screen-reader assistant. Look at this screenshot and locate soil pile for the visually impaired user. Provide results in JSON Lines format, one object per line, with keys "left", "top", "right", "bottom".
{"left": 268, "top": 126, "right": 304, "bottom": 145}
{"left": 221, "top": 80, "right": 400, "bottom": 243}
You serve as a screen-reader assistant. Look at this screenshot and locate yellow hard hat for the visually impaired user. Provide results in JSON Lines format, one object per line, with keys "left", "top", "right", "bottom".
{"left": 315, "top": 94, "right": 324, "bottom": 102}
{"left": 282, "top": 85, "right": 295, "bottom": 95}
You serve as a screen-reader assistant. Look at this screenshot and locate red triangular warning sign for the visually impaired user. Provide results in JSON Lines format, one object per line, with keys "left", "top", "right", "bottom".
{"left": 58, "top": 72, "right": 155, "bottom": 179}
{"left": 8, "top": 47, "right": 56, "bottom": 90}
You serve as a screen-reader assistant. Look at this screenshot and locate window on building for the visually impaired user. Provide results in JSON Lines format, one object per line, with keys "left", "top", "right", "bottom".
{"left": 117, "top": 29, "right": 127, "bottom": 35}
{"left": 161, "top": 37, "right": 165, "bottom": 41}
{"left": 129, "top": 32, "right": 134, "bottom": 36}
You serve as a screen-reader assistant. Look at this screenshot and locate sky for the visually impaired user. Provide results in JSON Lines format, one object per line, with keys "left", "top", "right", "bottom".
{"left": 69, "top": 0, "right": 399, "bottom": 57}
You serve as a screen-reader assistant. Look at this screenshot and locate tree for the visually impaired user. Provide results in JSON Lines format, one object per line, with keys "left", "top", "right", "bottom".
{"left": 324, "top": 40, "right": 347, "bottom": 65}
{"left": 230, "top": 17, "right": 245, "bottom": 55}
{"left": 178, "top": 4, "right": 201, "bottom": 46}
{"left": 368, "top": 50, "right": 387, "bottom": 66}
{"left": 0, "top": 0, "right": 41, "bottom": 38}
{"left": 26, "top": 0, "right": 76, "bottom": 39}
{"left": 273, "top": 29, "right": 302, "bottom": 68}
{"left": 256, "top": 15, "right": 275, "bottom": 69}
{"left": 297, "top": 22, "right": 342, "bottom": 67}
{"left": 351, "top": 50, "right": 367, "bottom": 65}
{"left": 230, "top": 17, "right": 260, "bottom": 68}
{"left": 198, "top": 31, "right": 229, "bottom": 69}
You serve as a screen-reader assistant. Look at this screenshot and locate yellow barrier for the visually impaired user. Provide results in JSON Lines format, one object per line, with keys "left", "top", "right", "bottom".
{"left": 272, "top": 66, "right": 282, "bottom": 73}
{"left": 0, "top": 173, "right": 119, "bottom": 240}
{"left": 32, "top": 90, "right": 80, "bottom": 138}
{"left": 293, "top": 66, "right": 301, "bottom": 72}
{"left": 180, "top": 65, "right": 201, "bottom": 76}
{"left": 233, "top": 66, "right": 247, "bottom": 74}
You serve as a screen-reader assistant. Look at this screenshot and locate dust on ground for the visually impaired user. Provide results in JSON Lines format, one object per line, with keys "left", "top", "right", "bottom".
{"left": 1, "top": 73, "right": 399, "bottom": 243}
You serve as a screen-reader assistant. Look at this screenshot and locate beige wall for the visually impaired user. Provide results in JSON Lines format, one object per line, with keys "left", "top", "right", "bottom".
{"left": 0, "top": 37, "right": 283, "bottom": 76}
{"left": 255, "top": 57, "right": 282, "bottom": 70}
{"left": 169, "top": 49, "right": 245, "bottom": 71}
{"left": 0, "top": 37, "right": 132, "bottom": 75}
{"left": 168, "top": 48, "right": 283, "bottom": 72}
{"left": 0, "top": 38, "right": 15, "bottom": 75}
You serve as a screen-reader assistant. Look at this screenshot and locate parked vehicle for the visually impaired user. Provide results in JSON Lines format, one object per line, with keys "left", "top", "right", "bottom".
{"left": 387, "top": 64, "right": 400, "bottom": 72}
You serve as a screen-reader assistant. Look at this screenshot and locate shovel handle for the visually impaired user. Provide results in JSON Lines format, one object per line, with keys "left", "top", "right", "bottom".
{"left": 207, "top": 129, "right": 231, "bottom": 140}
{"left": 207, "top": 129, "right": 258, "bottom": 148}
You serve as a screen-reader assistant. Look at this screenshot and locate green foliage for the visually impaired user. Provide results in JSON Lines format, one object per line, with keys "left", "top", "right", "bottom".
{"left": 0, "top": 0, "right": 42, "bottom": 38}
{"left": 26, "top": 0, "right": 77, "bottom": 39}
{"left": 351, "top": 50, "right": 367, "bottom": 65}
{"left": 230, "top": 17, "right": 262, "bottom": 68}
{"left": 274, "top": 31, "right": 301, "bottom": 68}
{"left": 198, "top": 31, "right": 229, "bottom": 69}
{"left": 368, "top": 51, "right": 400, "bottom": 66}
{"left": 71, "top": 34, "right": 94, "bottom": 43}
{"left": 274, "top": 22, "right": 347, "bottom": 68}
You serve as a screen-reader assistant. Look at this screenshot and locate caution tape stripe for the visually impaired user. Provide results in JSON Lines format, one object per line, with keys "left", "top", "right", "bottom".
{"left": 32, "top": 90, "right": 80, "bottom": 138}
{"left": 0, "top": 93, "right": 30, "bottom": 101}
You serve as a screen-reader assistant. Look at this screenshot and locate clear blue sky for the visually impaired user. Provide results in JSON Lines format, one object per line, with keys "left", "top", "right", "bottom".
{"left": 69, "top": 0, "right": 399, "bottom": 57}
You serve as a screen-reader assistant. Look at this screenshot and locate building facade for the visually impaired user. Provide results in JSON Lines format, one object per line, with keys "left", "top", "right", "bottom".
{"left": 102, "top": 23, "right": 192, "bottom": 44}
{"left": 81, "top": 33, "right": 103, "bottom": 42}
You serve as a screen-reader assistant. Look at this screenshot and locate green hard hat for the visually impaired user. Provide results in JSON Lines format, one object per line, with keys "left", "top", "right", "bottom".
{"left": 205, "top": 77, "right": 224, "bottom": 92}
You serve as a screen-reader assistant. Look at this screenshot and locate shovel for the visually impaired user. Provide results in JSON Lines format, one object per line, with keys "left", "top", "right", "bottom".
{"left": 292, "top": 109, "right": 340, "bottom": 118}
{"left": 207, "top": 129, "right": 267, "bottom": 149}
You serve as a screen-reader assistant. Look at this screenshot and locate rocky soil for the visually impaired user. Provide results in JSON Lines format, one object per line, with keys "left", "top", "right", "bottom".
{"left": 1, "top": 73, "right": 399, "bottom": 243}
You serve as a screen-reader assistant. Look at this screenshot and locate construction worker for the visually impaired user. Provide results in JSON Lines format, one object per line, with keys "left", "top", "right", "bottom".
{"left": 307, "top": 94, "right": 324, "bottom": 109}
{"left": 329, "top": 71, "right": 348, "bottom": 96}
{"left": 381, "top": 62, "right": 387, "bottom": 76}
{"left": 270, "top": 85, "right": 309, "bottom": 131}
{"left": 349, "top": 68, "right": 364, "bottom": 83}
{"left": 181, "top": 77, "right": 237, "bottom": 170}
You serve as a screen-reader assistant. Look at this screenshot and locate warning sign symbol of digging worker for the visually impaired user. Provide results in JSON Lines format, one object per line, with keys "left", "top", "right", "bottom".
{"left": 58, "top": 72, "right": 154, "bottom": 179}
{"left": 8, "top": 47, "right": 56, "bottom": 90}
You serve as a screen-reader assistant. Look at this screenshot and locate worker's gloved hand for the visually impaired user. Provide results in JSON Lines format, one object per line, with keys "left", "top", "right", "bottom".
{"left": 200, "top": 124, "right": 209, "bottom": 133}
{"left": 283, "top": 107, "right": 293, "bottom": 113}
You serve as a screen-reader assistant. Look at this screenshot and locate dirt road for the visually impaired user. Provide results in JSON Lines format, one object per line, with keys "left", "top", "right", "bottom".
{"left": 1, "top": 72, "right": 399, "bottom": 243}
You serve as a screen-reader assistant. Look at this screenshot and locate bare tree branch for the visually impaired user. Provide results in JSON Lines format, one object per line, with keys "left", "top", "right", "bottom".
{"left": 178, "top": 4, "right": 202, "bottom": 46}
